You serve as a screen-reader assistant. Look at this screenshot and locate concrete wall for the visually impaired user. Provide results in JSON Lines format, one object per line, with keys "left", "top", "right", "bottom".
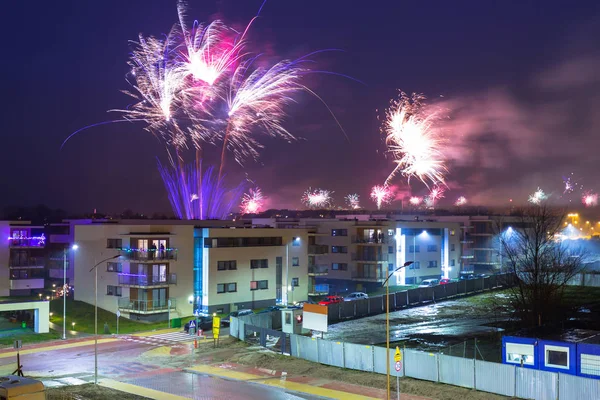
{"left": 0, "top": 222, "right": 11, "bottom": 297}
{"left": 0, "top": 301, "right": 49, "bottom": 333}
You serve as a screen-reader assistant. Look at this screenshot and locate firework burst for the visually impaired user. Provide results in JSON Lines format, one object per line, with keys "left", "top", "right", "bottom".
{"left": 302, "top": 188, "right": 333, "bottom": 209}
{"left": 528, "top": 187, "right": 548, "bottom": 205}
{"left": 345, "top": 194, "right": 361, "bottom": 210}
{"left": 425, "top": 186, "right": 445, "bottom": 208}
{"left": 370, "top": 185, "right": 393, "bottom": 210}
{"left": 240, "top": 188, "right": 265, "bottom": 214}
{"left": 382, "top": 92, "right": 447, "bottom": 187}
{"left": 409, "top": 196, "right": 423, "bottom": 206}
{"left": 455, "top": 196, "right": 467, "bottom": 206}
{"left": 582, "top": 192, "right": 598, "bottom": 207}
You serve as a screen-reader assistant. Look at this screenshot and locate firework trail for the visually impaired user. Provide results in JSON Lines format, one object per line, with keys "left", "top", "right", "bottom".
{"left": 425, "top": 186, "right": 445, "bottom": 208}
{"left": 302, "top": 188, "right": 334, "bottom": 209}
{"left": 382, "top": 92, "right": 447, "bottom": 187}
{"left": 370, "top": 185, "right": 393, "bottom": 210}
{"left": 409, "top": 196, "right": 423, "bottom": 206}
{"left": 455, "top": 196, "right": 467, "bottom": 206}
{"left": 582, "top": 192, "right": 598, "bottom": 207}
{"left": 345, "top": 194, "right": 361, "bottom": 210}
{"left": 528, "top": 187, "right": 548, "bottom": 205}
{"left": 240, "top": 188, "right": 265, "bottom": 214}
{"left": 158, "top": 159, "right": 245, "bottom": 219}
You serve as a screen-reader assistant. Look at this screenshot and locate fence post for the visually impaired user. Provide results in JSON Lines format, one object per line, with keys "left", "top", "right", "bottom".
{"left": 436, "top": 353, "right": 440, "bottom": 382}
{"left": 342, "top": 341, "right": 346, "bottom": 368}
{"left": 473, "top": 358, "right": 476, "bottom": 391}
{"left": 513, "top": 365, "right": 517, "bottom": 398}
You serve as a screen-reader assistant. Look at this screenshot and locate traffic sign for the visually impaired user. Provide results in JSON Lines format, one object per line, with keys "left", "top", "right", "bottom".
{"left": 395, "top": 361, "right": 402, "bottom": 372}
{"left": 394, "top": 346, "right": 402, "bottom": 363}
{"left": 189, "top": 320, "right": 196, "bottom": 329}
{"left": 116, "top": 310, "right": 121, "bottom": 318}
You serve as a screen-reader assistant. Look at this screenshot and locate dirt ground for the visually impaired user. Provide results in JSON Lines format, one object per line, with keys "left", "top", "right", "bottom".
{"left": 46, "top": 384, "right": 149, "bottom": 400}
{"left": 193, "top": 337, "right": 517, "bottom": 400}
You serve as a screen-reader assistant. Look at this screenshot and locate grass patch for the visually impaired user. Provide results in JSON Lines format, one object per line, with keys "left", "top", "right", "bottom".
{"left": 47, "top": 383, "right": 150, "bottom": 400}
{"left": 562, "top": 286, "right": 600, "bottom": 309}
{"left": 49, "top": 299, "right": 189, "bottom": 334}
{"left": 0, "top": 330, "right": 61, "bottom": 347}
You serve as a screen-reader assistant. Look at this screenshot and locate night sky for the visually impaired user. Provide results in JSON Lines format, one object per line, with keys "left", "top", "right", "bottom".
{"left": 3, "top": 0, "right": 600, "bottom": 215}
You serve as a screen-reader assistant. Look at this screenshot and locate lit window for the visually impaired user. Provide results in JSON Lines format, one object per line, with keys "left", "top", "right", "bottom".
{"left": 506, "top": 343, "right": 535, "bottom": 365}
{"left": 292, "top": 257, "right": 299, "bottom": 266}
{"left": 291, "top": 278, "right": 299, "bottom": 287}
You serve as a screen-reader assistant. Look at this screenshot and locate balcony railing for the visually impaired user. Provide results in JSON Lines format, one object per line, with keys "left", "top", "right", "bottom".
{"left": 9, "top": 258, "right": 45, "bottom": 268}
{"left": 118, "top": 274, "right": 177, "bottom": 287}
{"left": 308, "top": 284, "right": 329, "bottom": 296}
{"left": 352, "top": 253, "right": 388, "bottom": 262}
{"left": 351, "top": 273, "right": 387, "bottom": 282}
{"left": 118, "top": 249, "right": 177, "bottom": 262}
{"left": 308, "top": 245, "right": 329, "bottom": 255}
{"left": 8, "top": 237, "right": 45, "bottom": 248}
{"left": 118, "top": 297, "right": 176, "bottom": 313}
{"left": 352, "top": 236, "right": 388, "bottom": 244}
{"left": 308, "top": 265, "right": 329, "bottom": 276}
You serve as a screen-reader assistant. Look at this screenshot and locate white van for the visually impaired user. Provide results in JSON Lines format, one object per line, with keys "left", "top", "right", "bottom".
{"left": 418, "top": 279, "right": 440, "bottom": 288}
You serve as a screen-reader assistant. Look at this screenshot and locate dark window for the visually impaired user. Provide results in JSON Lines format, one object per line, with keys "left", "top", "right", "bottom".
{"left": 409, "top": 245, "right": 420, "bottom": 253}
{"left": 251, "top": 259, "right": 268, "bottom": 269}
{"left": 107, "top": 285, "right": 122, "bottom": 296}
{"left": 107, "top": 262, "right": 122, "bottom": 273}
{"left": 217, "top": 260, "right": 237, "bottom": 271}
{"left": 427, "top": 245, "right": 437, "bottom": 252}
{"left": 547, "top": 350, "right": 568, "bottom": 367}
{"left": 388, "top": 263, "right": 395, "bottom": 271}
{"left": 217, "top": 284, "right": 225, "bottom": 294}
{"left": 450, "top": 244, "right": 456, "bottom": 251}
{"left": 227, "top": 283, "right": 237, "bottom": 293}
{"left": 450, "top": 259, "right": 455, "bottom": 267}
{"left": 291, "top": 278, "right": 299, "bottom": 287}
{"left": 258, "top": 280, "right": 268, "bottom": 289}
{"left": 409, "top": 261, "right": 421, "bottom": 269}
{"left": 107, "top": 239, "right": 122, "bottom": 249}
{"left": 331, "top": 246, "right": 347, "bottom": 254}
{"left": 427, "top": 260, "right": 438, "bottom": 268}
{"left": 332, "top": 263, "right": 348, "bottom": 271}
{"left": 388, "top": 246, "right": 394, "bottom": 254}
{"left": 331, "top": 229, "right": 348, "bottom": 237}
{"left": 292, "top": 257, "right": 299, "bottom": 267}
{"left": 209, "top": 237, "right": 283, "bottom": 248}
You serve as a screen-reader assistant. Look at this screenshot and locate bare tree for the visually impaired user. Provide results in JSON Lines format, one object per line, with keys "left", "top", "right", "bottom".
{"left": 498, "top": 205, "right": 586, "bottom": 328}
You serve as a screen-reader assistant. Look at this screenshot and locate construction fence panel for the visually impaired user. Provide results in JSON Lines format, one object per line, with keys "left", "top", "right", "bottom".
{"left": 296, "top": 335, "right": 319, "bottom": 363}
{"left": 559, "top": 372, "right": 600, "bottom": 400}
{"left": 238, "top": 320, "right": 245, "bottom": 341}
{"left": 230, "top": 317, "right": 239, "bottom": 338}
{"left": 341, "top": 301, "right": 356, "bottom": 319}
{"left": 368, "top": 296, "right": 384, "bottom": 315}
{"left": 444, "top": 282, "right": 458, "bottom": 297}
{"left": 515, "top": 367, "right": 558, "bottom": 400}
{"left": 343, "top": 342, "right": 374, "bottom": 372}
{"left": 432, "top": 285, "right": 446, "bottom": 300}
{"left": 373, "top": 346, "right": 402, "bottom": 377}
{"left": 355, "top": 299, "right": 368, "bottom": 317}
{"left": 317, "top": 339, "right": 345, "bottom": 368}
{"left": 438, "top": 354, "right": 474, "bottom": 388}
{"left": 327, "top": 304, "right": 340, "bottom": 324}
{"left": 420, "top": 287, "right": 434, "bottom": 302}
{"left": 584, "top": 273, "right": 600, "bottom": 287}
{"left": 394, "top": 291, "right": 407, "bottom": 308}
{"left": 404, "top": 349, "right": 438, "bottom": 382}
{"left": 475, "top": 360, "right": 515, "bottom": 397}
{"left": 407, "top": 289, "right": 420, "bottom": 305}
{"left": 290, "top": 334, "right": 298, "bottom": 357}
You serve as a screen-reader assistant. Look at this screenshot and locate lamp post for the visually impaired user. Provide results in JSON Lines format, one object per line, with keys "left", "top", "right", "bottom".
{"left": 382, "top": 261, "right": 413, "bottom": 400}
{"left": 89, "top": 254, "right": 120, "bottom": 385}
{"left": 62, "top": 244, "right": 78, "bottom": 340}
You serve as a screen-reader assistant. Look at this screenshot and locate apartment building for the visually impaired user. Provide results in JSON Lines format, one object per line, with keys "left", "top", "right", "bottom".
{"left": 69, "top": 219, "right": 310, "bottom": 320}
{"left": 0, "top": 221, "right": 46, "bottom": 296}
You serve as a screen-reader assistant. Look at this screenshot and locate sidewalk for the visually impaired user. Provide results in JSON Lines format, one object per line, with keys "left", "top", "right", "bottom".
{"left": 0, "top": 336, "right": 117, "bottom": 359}
{"left": 185, "top": 363, "right": 430, "bottom": 400}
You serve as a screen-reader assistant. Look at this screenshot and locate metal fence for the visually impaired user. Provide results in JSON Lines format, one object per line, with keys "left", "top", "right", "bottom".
{"left": 232, "top": 329, "right": 600, "bottom": 400}
{"left": 568, "top": 272, "right": 600, "bottom": 287}
{"left": 325, "top": 273, "right": 511, "bottom": 324}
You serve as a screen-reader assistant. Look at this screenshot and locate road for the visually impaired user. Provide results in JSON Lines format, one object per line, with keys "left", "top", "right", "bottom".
{"left": 0, "top": 333, "right": 325, "bottom": 400}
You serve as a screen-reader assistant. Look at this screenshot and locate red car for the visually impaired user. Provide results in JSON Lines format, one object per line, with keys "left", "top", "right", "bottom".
{"left": 318, "top": 295, "right": 343, "bottom": 305}
{"left": 439, "top": 278, "right": 451, "bottom": 285}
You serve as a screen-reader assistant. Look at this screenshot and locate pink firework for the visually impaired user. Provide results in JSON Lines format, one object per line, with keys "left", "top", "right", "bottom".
{"left": 425, "top": 186, "right": 445, "bottom": 208}
{"left": 455, "top": 196, "right": 467, "bottom": 206}
{"left": 409, "top": 196, "right": 422, "bottom": 206}
{"left": 345, "top": 194, "right": 361, "bottom": 210}
{"left": 240, "top": 188, "right": 264, "bottom": 214}
{"left": 582, "top": 192, "right": 598, "bottom": 207}
{"left": 370, "top": 185, "right": 393, "bottom": 210}
{"left": 302, "top": 188, "right": 333, "bottom": 209}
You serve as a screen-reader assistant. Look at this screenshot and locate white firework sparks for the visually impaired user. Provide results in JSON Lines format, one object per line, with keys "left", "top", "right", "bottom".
{"left": 370, "top": 185, "right": 393, "bottom": 210}
{"left": 345, "top": 194, "right": 361, "bottom": 210}
{"left": 528, "top": 187, "right": 548, "bottom": 205}
{"left": 582, "top": 192, "right": 598, "bottom": 207}
{"left": 409, "top": 196, "right": 422, "bottom": 206}
{"left": 302, "top": 188, "right": 333, "bottom": 209}
{"left": 455, "top": 196, "right": 467, "bottom": 206}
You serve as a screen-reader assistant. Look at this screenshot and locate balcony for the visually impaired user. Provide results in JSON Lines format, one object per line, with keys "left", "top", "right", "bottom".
{"left": 308, "top": 245, "right": 329, "bottom": 255}
{"left": 118, "top": 297, "right": 176, "bottom": 314}
{"left": 308, "top": 265, "right": 329, "bottom": 276}
{"left": 351, "top": 273, "right": 387, "bottom": 282}
{"left": 10, "top": 279, "right": 45, "bottom": 290}
{"left": 10, "top": 258, "right": 45, "bottom": 268}
{"left": 118, "top": 273, "right": 177, "bottom": 287}
{"left": 308, "top": 284, "right": 329, "bottom": 296}
{"left": 352, "top": 253, "right": 388, "bottom": 262}
{"left": 118, "top": 249, "right": 177, "bottom": 262}
{"left": 8, "top": 236, "right": 46, "bottom": 248}
{"left": 352, "top": 236, "right": 388, "bottom": 245}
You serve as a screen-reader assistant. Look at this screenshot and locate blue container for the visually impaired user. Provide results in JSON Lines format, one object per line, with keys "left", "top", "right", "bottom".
{"left": 502, "top": 336, "right": 539, "bottom": 369}
{"left": 538, "top": 339, "right": 577, "bottom": 375}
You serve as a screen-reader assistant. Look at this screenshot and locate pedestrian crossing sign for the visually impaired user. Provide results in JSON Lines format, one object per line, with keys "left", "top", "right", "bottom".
{"left": 189, "top": 320, "right": 196, "bottom": 329}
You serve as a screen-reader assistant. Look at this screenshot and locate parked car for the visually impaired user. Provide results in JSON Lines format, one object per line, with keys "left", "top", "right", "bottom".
{"left": 439, "top": 278, "right": 451, "bottom": 285}
{"left": 294, "top": 300, "right": 312, "bottom": 308}
{"left": 318, "top": 295, "right": 344, "bottom": 305}
{"left": 459, "top": 274, "right": 476, "bottom": 280}
{"left": 220, "top": 309, "right": 253, "bottom": 326}
{"left": 344, "top": 292, "right": 369, "bottom": 301}
{"left": 184, "top": 316, "right": 213, "bottom": 332}
{"left": 418, "top": 279, "right": 440, "bottom": 288}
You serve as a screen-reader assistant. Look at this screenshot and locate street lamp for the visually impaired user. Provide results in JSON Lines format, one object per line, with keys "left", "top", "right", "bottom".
{"left": 382, "top": 260, "right": 414, "bottom": 400}
{"left": 89, "top": 254, "right": 120, "bottom": 385}
{"left": 62, "top": 244, "right": 78, "bottom": 340}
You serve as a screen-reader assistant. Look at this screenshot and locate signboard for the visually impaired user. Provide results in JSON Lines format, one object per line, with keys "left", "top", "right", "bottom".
{"left": 395, "top": 361, "right": 402, "bottom": 372}
{"left": 302, "top": 304, "right": 328, "bottom": 333}
{"left": 13, "top": 340, "right": 22, "bottom": 350}
{"left": 189, "top": 320, "right": 196, "bottom": 329}
{"left": 212, "top": 317, "right": 221, "bottom": 338}
{"left": 394, "top": 346, "right": 402, "bottom": 363}
{"left": 116, "top": 310, "right": 121, "bottom": 318}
